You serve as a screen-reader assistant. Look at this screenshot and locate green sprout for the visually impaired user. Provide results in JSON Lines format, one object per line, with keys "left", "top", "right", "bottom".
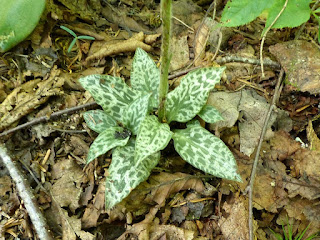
{"left": 270, "top": 220, "right": 320, "bottom": 240}
{"left": 60, "top": 25, "right": 95, "bottom": 53}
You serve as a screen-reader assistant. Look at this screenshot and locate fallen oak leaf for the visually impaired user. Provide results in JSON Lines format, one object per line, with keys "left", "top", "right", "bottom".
{"left": 85, "top": 32, "right": 152, "bottom": 65}
{"left": 0, "top": 67, "right": 64, "bottom": 132}
{"left": 141, "top": 172, "right": 205, "bottom": 207}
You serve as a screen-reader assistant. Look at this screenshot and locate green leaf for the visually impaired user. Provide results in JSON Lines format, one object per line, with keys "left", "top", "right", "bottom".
{"left": 221, "top": 0, "right": 274, "bottom": 27}
{"left": 67, "top": 38, "right": 77, "bottom": 52}
{"left": 265, "top": 0, "right": 311, "bottom": 33}
{"left": 87, "top": 126, "right": 129, "bottom": 164}
{"left": 83, "top": 110, "right": 117, "bottom": 133}
{"left": 60, "top": 25, "right": 77, "bottom": 38}
{"left": 172, "top": 123, "right": 241, "bottom": 182}
{"left": 131, "top": 48, "right": 160, "bottom": 109}
{"left": 78, "top": 74, "right": 140, "bottom": 122}
{"left": 122, "top": 93, "right": 151, "bottom": 135}
{"left": 198, "top": 105, "right": 224, "bottom": 124}
{"left": 166, "top": 67, "right": 225, "bottom": 123}
{"left": 0, "top": 0, "right": 46, "bottom": 52}
{"left": 77, "top": 35, "right": 95, "bottom": 40}
{"left": 221, "top": 0, "right": 311, "bottom": 34}
{"left": 105, "top": 139, "right": 160, "bottom": 209}
{"left": 135, "top": 115, "right": 172, "bottom": 164}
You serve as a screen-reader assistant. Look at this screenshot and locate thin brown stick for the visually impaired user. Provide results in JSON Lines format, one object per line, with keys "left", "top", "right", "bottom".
{"left": 260, "top": 0, "right": 288, "bottom": 77}
{"left": 0, "top": 146, "right": 54, "bottom": 240}
{"left": 246, "top": 69, "right": 284, "bottom": 240}
{"left": 169, "top": 55, "right": 280, "bottom": 82}
{"left": 168, "top": 66, "right": 200, "bottom": 80}
{"left": 0, "top": 102, "right": 98, "bottom": 138}
{"left": 216, "top": 56, "right": 280, "bottom": 69}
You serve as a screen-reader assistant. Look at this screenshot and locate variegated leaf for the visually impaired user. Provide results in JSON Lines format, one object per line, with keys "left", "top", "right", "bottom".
{"left": 198, "top": 105, "right": 224, "bottom": 124}
{"left": 87, "top": 126, "right": 129, "bottom": 164}
{"left": 135, "top": 115, "right": 172, "bottom": 164}
{"left": 172, "top": 122, "right": 242, "bottom": 182}
{"left": 78, "top": 74, "right": 140, "bottom": 122}
{"left": 105, "top": 139, "right": 160, "bottom": 209}
{"left": 83, "top": 110, "right": 117, "bottom": 133}
{"left": 165, "top": 67, "right": 225, "bottom": 123}
{"left": 131, "top": 48, "right": 160, "bottom": 109}
{"left": 122, "top": 93, "right": 151, "bottom": 135}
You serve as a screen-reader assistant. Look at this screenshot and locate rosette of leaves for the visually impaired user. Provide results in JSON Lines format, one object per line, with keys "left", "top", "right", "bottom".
{"left": 79, "top": 48, "right": 241, "bottom": 209}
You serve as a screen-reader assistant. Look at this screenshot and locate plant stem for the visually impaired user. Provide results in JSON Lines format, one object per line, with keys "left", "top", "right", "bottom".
{"left": 158, "top": 0, "right": 172, "bottom": 122}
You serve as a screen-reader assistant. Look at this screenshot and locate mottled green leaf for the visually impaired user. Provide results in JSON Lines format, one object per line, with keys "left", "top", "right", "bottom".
{"left": 166, "top": 67, "right": 225, "bottom": 123}
{"left": 87, "top": 126, "right": 129, "bottom": 164}
{"left": 83, "top": 110, "right": 117, "bottom": 133}
{"left": 172, "top": 123, "right": 241, "bottom": 182}
{"left": 198, "top": 105, "right": 224, "bottom": 124}
{"left": 78, "top": 74, "right": 140, "bottom": 122}
{"left": 135, "top": 115, "right": 172, "bottom": 164}
{"left": 105, "top": 139, "right": 160, "bottom": 209}
{"left": 131, "top": 48, "right": 160, "bottom": 109}
{"left": 123, "top": 93, "right": 151, "bottom": 135}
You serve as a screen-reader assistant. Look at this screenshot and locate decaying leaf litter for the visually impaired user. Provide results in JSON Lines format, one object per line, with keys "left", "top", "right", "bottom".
{"left": 0, "top": 0, "right": 320, "bottom": 239}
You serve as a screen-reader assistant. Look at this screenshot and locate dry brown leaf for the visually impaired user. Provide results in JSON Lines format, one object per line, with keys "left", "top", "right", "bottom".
{"left": 262, "top": 130, "right": 300, "bottom": 162}
{"left": 0, "top": 175, "right": 12, "bottom": 196}
{"left": 284, "top": 197, "right": 314, "bottom": 221}
{"left": 0, "top": 67, "right": 64, "bottom": 131}
{"left": 292, "top": 149, "right": 320, "bottom": 181}
{"left": 266, "top": 160, "right": 320, "bottom": 201}
{"left": 81, "top": 179, "right": 107, "bottom": 229}
{"left": 194, "top": 20, "right": 209, "bottom": 67}
{"left": 169, "top": 35, "right": 189, "bottom": 71}
{"left": 150, "top": 224, "right": 195, "bottom": 240}
{"left": 85, "top": 32, "right": 152, "bottom": 64}
{"left": 144, "top": 33, "right": 161, "bottom": 45}
{"left": 51, "top": 158, "right": 83, "bottom": 213}
{"left": 269, "top": 40, "right": 320, "bottom": 94}
{"left": 223, "top": 159, "right": 289, "bottom": 213}
{"left": 142, "top": 172, "right": 205, "bottom": 207}
{"left": 61, "top": 208, "right": 95, "bottom": 240}
{"left": 307, "top": 120, "right": 320, "bottom": 151}
{"left": 218, "top": 195, "right": 253, "bottom": 240}
{"left": 101, "top": 4, "right": 152, "bottom": 34}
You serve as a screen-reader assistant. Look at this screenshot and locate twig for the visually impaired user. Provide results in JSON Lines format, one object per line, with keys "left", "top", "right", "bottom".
{"left": 216, "top": 56, "right": 281, "bottom": 69}
{"left": 168, "top": 55, "right": 280, "bottom": 82}
{"left": 260, "top": 0, "right": 288, "bottom": 77}
{"left": 246, "top": 69, "right": 284, "bottom": 240}
{"left": 172, "top": 16, "right": 194, "bottom": 32}
{"left": 168, "top": 66, "right": 200, "bottom": 80}
{"left": 211, "top": 31, "right": 222, "bottom": 62}
{"left": 295, "top": 0, "right": 320, "bottom": 40}
{"left": 18, "top": 153, "right": 81, "bottom": 238}
{"left": 0, "top": 146, "right": 53, "bottom": 240}
{"left": 0, "top": 102, "right": 98, "bottom": 138}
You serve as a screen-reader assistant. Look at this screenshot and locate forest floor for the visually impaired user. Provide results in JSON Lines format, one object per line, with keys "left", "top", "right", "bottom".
{"left": 0, "top": 0, "right": 320, "bottom": 239}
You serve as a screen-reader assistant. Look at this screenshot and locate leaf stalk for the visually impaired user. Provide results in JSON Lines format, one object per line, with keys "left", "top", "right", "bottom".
{"left": 158, "top": 0, "right": 172, "bottom": 122}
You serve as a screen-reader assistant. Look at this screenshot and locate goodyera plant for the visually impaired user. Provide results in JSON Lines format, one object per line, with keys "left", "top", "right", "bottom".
{"left": 79, "top": 48, "right": 242, "bottom": 209}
